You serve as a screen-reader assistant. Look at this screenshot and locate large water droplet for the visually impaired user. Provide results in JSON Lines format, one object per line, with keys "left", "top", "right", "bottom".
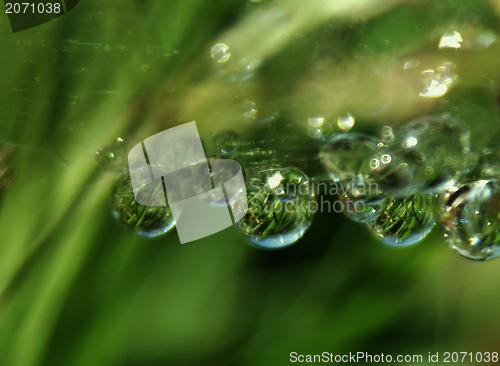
{"left": 111, "top": 171, "right": 176, "bottom": 237}
{"left": 368, "top": 194, "right": 437, "bottom": 246}
{"left": 398, "top": 116, "right": 472, "bottom": 191}
{"left": 238, "top": 167, "right": 316, "bottom": 249}
{"left": 320, "top": 132, "right": 379, "bottom": 182}
{"left": 439, "top": 180, "right": 500, "bottom": 260}
{"left": 214, "top": 130, "right": 240, "bottom": 155}
{"left": 362, "top": 148, "right": 421, "bottom": 196}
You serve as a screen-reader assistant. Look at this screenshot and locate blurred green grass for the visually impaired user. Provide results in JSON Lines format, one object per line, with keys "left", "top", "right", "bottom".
{"left": 0, "top": 1, "right": 499, "bottom": 365}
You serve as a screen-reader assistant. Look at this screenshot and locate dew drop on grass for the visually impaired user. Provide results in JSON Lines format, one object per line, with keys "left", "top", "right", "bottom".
{"left": 368, "top": 194, "right": 437, "bottom": 246}
{"left": 111, "top": 170, "right": 176, "bottom": 237}
{"left": 238, "top": 167, "right": 315, "bottom": 249}
{"left": 214, "top": 130, "right": 240, "bottom": 155}
{"left": 397, "top": 116, "right": 472, "bottom": 191}
{"left": 320, "top": 132, "right": 380, "bottom": 183}
{"left": 439, "top": 180, "right": 500, "bottom": 260}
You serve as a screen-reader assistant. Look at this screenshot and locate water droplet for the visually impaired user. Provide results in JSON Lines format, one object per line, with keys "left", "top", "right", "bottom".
{"left": 238, "top": 167, "right": 316, "bottom": 249}
{"left": 111, "top": 171, "right": 176, "bottom": 237}
{"left": 320, "top": 132, "right": 379, "bottom": 182}
{"left": 308, "top": 127, "right": 323, "bottom": 139}
{"left": 368, "top": 194, "right": 437, "bottom": 246}
{"left": 337, "top": 113, "right": 355, "bottom": 131}
{"left": 308, "top": 116, "right": 325, "bottom": 128}
{"left": 307, "top": 116, "right": 334, "bottom": 141}
{"left": 243, "top": 100, "right": 258, "bottom": 118}
{"left": 478, "top": 151, "right": 500, "bottom": 180}
{"left": 419, "top": 62, "right": 457, "bottom": 98}
{"left": 362, "top": 149, "right": 421, "bottom": 196}
{"left": 95, "top": 137, "right": 134, "bottom": 172}
{"left": 214, "top": 130, "right": 240, "bottom": 155}
{"left": 439, "top": 31, "right": 463, "bottom": 49}
{"left": 398, "top": 116, "right": 472, "bottom": 191}
{"left": 239, "top": 61, "right": 258, "bottom": 79}
{"left": 211, "top": 43, "right": 231, "bottom": 63}
{"left": 439, "top": 180, "right": 500, "bottom": 260}
{"left": 381, "top": 126, "right": 395, "bottom": 143}
{"left": 242, "top": 100, "right": 279, "bottom": 125}
{"left": 474, "top": 30, "right": 497, "bottom": 48}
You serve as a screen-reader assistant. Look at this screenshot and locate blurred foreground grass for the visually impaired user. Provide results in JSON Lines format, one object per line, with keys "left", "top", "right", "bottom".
{"left": 0, "top": 1, "right": 499, "bottom": 365}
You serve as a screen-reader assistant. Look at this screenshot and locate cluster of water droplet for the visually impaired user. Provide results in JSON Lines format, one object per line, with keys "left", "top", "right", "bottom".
{"left": 318, "top": 114, "right": 500, "bottom": 261}
{"left": 95, "top": 112, "right": 500, "bottom": 259}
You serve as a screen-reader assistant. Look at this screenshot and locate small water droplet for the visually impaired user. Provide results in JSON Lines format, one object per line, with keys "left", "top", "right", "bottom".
{"left": 111, "top": 171, "right": 176, "bottom": 237}
{"left": 474, "top": 30, "right": 497, "bottom": 48}
{"left": 308, "top": 116, "right": 325, "bottom": 128}
{"left": 381, "top": 126, "right": 395, "bottom": 143}
{"left": 419, "top": 62, "right": 457, "bottom": 98}
{"left": 242, "top": 100, "right": 279, "bottom": 125}
{"left": 214, "top": 130, "right": 240, "bottom": 155}
{"left": 439, "top": 180, "right": 500, "bottom": 260}
{"left": 337, "top": 113, "right": 355, "bottom": 131}
{"left": 238, "top": 167, "right": 316, "bottom": 249}
{"left": 211, "top": 43, "right": 231, "bottom": 63}
{"left": 368, "top": 194, "right": 437, "bottom": 246}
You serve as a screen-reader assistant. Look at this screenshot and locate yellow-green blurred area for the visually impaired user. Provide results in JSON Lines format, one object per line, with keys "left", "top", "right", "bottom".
{"left": 0, "top": 0, "right": 499, "bottom": 365}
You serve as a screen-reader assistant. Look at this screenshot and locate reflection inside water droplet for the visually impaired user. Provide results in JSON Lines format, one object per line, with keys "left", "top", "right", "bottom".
{"left": 238, "top": 167, "right": 316, "bottom": 249}
{"left": 111, "top": 171, "right": 176, "bottom": 237}
{"left": 368, "top": 194, "right": 437, "bottom": 246}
